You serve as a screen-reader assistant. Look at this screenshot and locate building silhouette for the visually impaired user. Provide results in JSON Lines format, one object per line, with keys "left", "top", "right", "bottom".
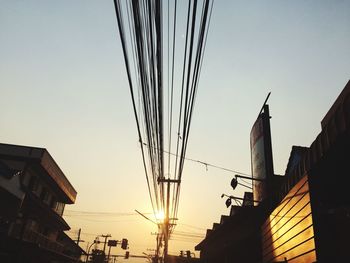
{"left": 0, "top": 143, "right": 83, "bottom": 262}
{"left": 196, "top": 80, "right": 350, "bottom": 262}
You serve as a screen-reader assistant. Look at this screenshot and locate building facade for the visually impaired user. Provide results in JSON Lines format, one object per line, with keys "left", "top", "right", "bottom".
{"left": 0, "top": 143, "right": 83, "bottom": 263}
{"left": 196, "top": 80, "right": 350, "bottom": 263}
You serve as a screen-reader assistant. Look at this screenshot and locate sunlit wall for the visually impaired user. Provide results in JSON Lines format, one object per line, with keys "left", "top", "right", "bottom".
{"left": 261, "top": 175, "right": 316, "bottom": 263}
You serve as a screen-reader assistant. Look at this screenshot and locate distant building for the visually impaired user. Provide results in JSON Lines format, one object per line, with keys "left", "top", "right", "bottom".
{"left": 196, "top": 80, "right": 350, "bottom": 262}
{"left": 0, "top": 143, "right": 84, "bottom": 263}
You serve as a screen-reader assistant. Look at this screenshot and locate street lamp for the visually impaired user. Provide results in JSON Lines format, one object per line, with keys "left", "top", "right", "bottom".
{"left": 221, "top": 194, "right": 245, "bottom": 207}
{"left": 221, "top": 193, "right": 260, "bottom": 208}
{"left": 230, "top": 174, "right": 265, "bottom": 190}
{"left": 85, "top": 238, "right": 101, "bottom": 263}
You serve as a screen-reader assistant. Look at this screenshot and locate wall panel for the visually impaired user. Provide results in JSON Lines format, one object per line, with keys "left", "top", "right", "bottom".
{"left": 262, "top": 175, "right": 316, "bottom": 263}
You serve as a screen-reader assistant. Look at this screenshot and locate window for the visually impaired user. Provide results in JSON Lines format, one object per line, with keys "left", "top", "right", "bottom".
{"left": 55, "top": 202, "right": 65, "bottom": 216}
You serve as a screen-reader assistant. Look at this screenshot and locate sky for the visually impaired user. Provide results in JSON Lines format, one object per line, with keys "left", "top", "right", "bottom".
{"left": 1, "top": 1, "right": 350, "bottom": 262}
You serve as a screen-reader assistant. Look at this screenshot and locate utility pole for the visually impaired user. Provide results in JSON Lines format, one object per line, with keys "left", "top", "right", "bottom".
{"left": 73, "top": 228, "right": 84, "bottom": 247}
{"left": 156, "top": 233, "right": 160, "bottom": 261}
{"left": 164, "top": 180, "right": 170, "bottom": 261}
{"left": 150, "top": 232, "right": 159, "bottom": 261}
{"left": 108, "top": 245, "right": 112, "bottom": 262}
{"left": 157, "top": 177, "right": 180, "bottom": 263}
{"left": 102, "top": 234, "right": 112, "bottom": 255}
{"left": 74, "top": 228, "right": 82, "bottom": 263}
{"left": 77, "top": 228, "right": 81, "bottom": 245}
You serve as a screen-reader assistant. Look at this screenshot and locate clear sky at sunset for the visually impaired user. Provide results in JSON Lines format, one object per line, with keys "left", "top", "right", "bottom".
{"left": 1, "top": 1, "right": 350, "bottom": 262}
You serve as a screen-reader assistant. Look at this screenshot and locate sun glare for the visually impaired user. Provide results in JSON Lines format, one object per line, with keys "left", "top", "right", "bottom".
{"left": 155, "top": 210, "right": 165, "bottom": 221}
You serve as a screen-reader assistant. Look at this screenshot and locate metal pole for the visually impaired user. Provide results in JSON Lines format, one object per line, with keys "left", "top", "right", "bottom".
{"left": 235, "top": 174, "right": 265, "bottom": 182}
{"left": 157, "top": 178, "right": 180, "bottom": 263}
{"left": 85, "top": 242, "right": 96, "bottom": 263}
{"left": 102, "top": 234, "right": 111, "bottom": 255}
{"left": 107, "top": 245, "right": 112, "bottom": 262}
{"left": 164, "top": 180, "right": 170, "bottom": 262}
{"left": 257, "top": 92, "right": 271, "bottom": 119}
{"left": 156, "top": 232, "right": 160, "bottom": 261}
{"left": 77, "top": 228, "right": 81, "bottom": 246}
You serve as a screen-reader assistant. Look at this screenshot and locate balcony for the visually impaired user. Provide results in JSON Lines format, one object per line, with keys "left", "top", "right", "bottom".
{"left": 7, "top": 224, "right": 82, "bottom": 261}
{"left": 22, "top": 228, "right": 64, "bottom": 254}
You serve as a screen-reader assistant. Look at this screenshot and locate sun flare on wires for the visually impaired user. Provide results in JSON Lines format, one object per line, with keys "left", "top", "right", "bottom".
{"left": 155, "top": 210, "right": 165, "bottom": 222}
{"left": 113, "top": 0, "right": 214, "bottom": 259}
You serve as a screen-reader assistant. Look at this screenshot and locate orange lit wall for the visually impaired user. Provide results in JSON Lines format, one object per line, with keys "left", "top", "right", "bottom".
{"left": 261, "top": 175, "right": 316, "bottom": 263}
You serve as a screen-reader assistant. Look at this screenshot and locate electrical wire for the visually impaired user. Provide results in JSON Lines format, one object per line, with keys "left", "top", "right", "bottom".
{"left": 142, "top": 142, "right": 251, "bottom": 176}
{"left": 113, "top": 0, "right": 214, "bottom": 258}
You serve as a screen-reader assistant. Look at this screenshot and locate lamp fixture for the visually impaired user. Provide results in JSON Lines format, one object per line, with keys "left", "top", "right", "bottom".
{"left": 231, "top": 174, "right": 265, "bottom": 190}
{"left": 221, "top": 193, "right": 260, "bottom": 208}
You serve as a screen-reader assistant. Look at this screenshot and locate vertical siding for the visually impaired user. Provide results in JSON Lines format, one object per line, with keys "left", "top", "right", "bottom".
{"left": 262, "top": 175, "right": 316, "bottom": 262}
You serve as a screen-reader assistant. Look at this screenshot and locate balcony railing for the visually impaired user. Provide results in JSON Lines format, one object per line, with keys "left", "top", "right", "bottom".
{"left": 22, "top": 228, "right": 64, "bottom": 254}
{"left": 8, "top": 224, "right": 81, "bottom": 260}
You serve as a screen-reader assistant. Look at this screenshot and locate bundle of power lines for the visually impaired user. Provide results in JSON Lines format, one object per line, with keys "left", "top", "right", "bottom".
{"left": 113, "top": 0, "right": 213, "bottom": 258}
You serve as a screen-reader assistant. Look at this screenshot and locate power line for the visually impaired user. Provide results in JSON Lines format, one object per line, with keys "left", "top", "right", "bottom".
{"left": 65, "top": 210, "right": 151, "bottom": 216}
{"left": 113, "top": 1, "right": 214, "bottom": 260}
{"left": 177, "top": 223, "right": 206, "bottom": 231}
{"left": 142, "top": 142, "right": 251, "bottom": 176}
{"left": 113, "top": 0, "right": 157, "bottom": 220}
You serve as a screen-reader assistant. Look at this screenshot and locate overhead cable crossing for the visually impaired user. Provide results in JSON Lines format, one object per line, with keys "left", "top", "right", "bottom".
{"left": 113, "top": 0, "right": 214, "bottom": 260}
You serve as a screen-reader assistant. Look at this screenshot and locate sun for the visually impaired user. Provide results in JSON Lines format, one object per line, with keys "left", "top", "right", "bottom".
{"left": 155, "top": 210, "right": 165, "bottom": 221}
